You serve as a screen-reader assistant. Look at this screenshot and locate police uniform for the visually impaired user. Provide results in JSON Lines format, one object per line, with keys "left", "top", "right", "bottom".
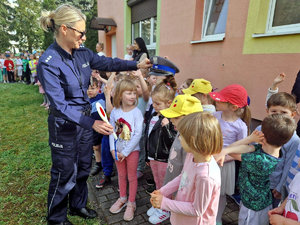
{"left": 37, "top": 41, "right": 138, "bottom": 223}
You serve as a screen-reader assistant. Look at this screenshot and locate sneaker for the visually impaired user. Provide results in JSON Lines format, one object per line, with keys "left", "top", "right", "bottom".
{"left": 146, "top": 185, "right": 156, "bottom": 195}
{"left": 147, "top": 206, "right": 157, "bottom": 217}
{"left": 109, "top": 198, "right": 127, "bottom": 214}
{"left": 95, "top": 175, "right": 111, "bottom": 188}
{"left": 149, "top": 209, "right": 170, "bottom": 224}
{"left": 90, "top": 163, "right": 102, "bottom": 176}
{"left": 146, "top": 178, "right": 155, "bottom": 186}
{"left": 123, "top": 201, "right": 136, "bottom": 221}
{"left": 137, "top": 170, "right": 144, "bottom": 179}
{"left": 40, "top": 103, "right": 46, "bottom": 107}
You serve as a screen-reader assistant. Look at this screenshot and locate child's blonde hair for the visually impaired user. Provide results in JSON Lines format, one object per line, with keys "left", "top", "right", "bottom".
{"left": 177, "top": 112, "right": 223, "bottom": 155}
{"left": 113, "top": 79, "right": 138, "bottom": 108}
{"left": 151, "top": 76, "right": 177, "bottom": 102}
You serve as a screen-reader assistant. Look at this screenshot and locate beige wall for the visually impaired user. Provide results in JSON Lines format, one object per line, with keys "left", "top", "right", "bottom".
{"left": 97, "top": 0, "right": 125, "bottom": 58}
{"left": 159, "top": 0, "right": 299, "bottom": 120}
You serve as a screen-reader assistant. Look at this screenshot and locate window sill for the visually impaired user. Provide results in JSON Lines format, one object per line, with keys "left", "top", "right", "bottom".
{"left": 252, "top": 30, "right": 300, "bottom": 38}
{"left": 190, "top": 35, "right": 225, "bottom": 44}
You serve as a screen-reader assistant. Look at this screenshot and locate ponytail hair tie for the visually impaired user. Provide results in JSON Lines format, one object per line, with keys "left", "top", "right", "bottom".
{"left": 47, "top": 19, "right": 56, "bottom": 32}
{"left": 165, "top": 82, "right": 172, "bottom": 90}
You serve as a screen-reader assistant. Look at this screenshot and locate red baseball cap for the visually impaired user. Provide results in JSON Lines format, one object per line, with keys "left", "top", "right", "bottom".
{"left": 209, "top": 84, "right": 248, "bottom": 108}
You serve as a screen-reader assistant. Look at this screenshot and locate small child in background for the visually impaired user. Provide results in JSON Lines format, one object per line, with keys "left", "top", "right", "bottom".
{"left": 37, "top": 80, "right": 50, "bottom": 109}
{"left": 124, "top": 44, "right": 133, "bottom": 60}
{"left": 209, "top": 84, "right": 251, "bottom": 225}
{"left": 108, "top": 79, "right": 143, "bottom": 221}
{"left": 215, "top": 114, "right": 296, "bottom": 225}
{"left": 183, "top": 78, "right": 216, "bottom": 113}
{"left": 146, "top": 74, "right": 157, "bottom": 90}
{"left": 177, "top": 78, "right": 193, "bottom": 94}
{"left": 144, "top": 76, "right": 178, "bottom": 224}
{"left": 269, "top": 160, "right": 300, "bottom": 224}
{"left": 150, "top": 112, "right": 223, "bottom": 225}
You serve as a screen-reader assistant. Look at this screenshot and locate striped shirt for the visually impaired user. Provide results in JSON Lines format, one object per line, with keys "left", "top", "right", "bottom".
{"left": 286, "top": 147, "right": 300, "bottom": 191}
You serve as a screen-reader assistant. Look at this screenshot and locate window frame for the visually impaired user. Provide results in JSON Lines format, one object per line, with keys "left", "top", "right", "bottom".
{"left": 200, "top": 0, "right": 227, "bottom": 42}
{"left": 132, "top": 17, "right": 156, "bottom": 52}
{"left": 266, "top": 0, "right": 300, "bottom": 34}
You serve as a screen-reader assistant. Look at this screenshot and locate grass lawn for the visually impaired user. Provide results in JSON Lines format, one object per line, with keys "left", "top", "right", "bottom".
{"left": 0, "top": 83, "right": 100, "bottom": 225}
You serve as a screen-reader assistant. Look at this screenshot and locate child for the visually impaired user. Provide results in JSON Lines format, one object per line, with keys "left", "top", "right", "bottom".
{"left": 108, "top": 79, "right": 143, "bottom": 221}
{"left": 183, "top": 78, "right": 216, "bottom": 113}
{"left": 269, "top": 160, "right": 300, "bottom": 225}
{"left": 209, "top": 84, "right": 251, "bottom": 224}
{"left": 150, "top": 112, "right": 223, "bottom": 225}
{"left": 87, "top": 77, "right": 106, "bottom": 176}
{"left": 144, "top": 76, "right": 177, "bottom": 224}
{"left": 124, "top": 44, "right": 133, "bottom": 60}
{"left": 215, "top": 114, "right": 296, "bottom": 225}
{"left": 259, "top": 74, "right": 300, "bottom": 206}
{"left": 146, "top": 74, "right": 158, "bottom": 90}
{"left": 177, "top": 78, "right": 193, "bottom": 94}
{"left": 4, "top": 54, "right": 14, "bottom": 83}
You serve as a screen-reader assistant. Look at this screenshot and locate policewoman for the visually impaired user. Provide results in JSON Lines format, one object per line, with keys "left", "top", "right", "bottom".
{"left": 38, "top": 4, "right": 151, "bottom": 225}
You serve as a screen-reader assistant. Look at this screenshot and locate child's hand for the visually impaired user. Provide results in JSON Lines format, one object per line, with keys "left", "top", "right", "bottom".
{"left": 150, "top": 190, "right": 163, "bottom": 209}
{"left": 249, "top": 130, "right": 264, "bottom": 144}
{"left": 268, "top": 205, "right": 285, "bottom": 217}
{"left": 271, "top": 73, "right": 286, "bottom": 90}
{"left": 111, "top": 150, "right": 116, "bottom": 160}
{"left": 132, "top": 69, "right": 143, "bottom": 78}
{"left": 269, "top": 214, "right": 287, "bottom": 225}
{"left": 161, "top": 118, "right": 169, "bottom": 127}
{"left": 117, "top": 152, "right": 126, "bottom": 162}
{"left": 214, "top": 152, "right": 225, "bottom": 167}
{"left": 92, "top": 72, "right": 101, "bottom": 81}
{"left": 272, "top": 189, "right": 282, "bottom": 200}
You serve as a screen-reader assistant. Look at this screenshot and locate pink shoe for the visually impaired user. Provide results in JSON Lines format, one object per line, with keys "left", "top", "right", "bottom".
{"left": 109, "top": 198, "right": 127, "bottom": 214}
{"left": 123, "top": 201, "right": 136, "bottom": 221}
{"left": 40, "top": 103, "right": 46, "bottom": 107}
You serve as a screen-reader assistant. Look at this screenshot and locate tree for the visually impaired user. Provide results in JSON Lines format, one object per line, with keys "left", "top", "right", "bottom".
{"left": 13, "top": 0, "right": 44, "bottom": 52}
{"left": 0, "top": 0, "right": 13, "bottom": 52}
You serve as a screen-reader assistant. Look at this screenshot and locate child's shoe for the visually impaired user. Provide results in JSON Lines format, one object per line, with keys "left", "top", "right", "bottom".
{"left": 123, "top": 201, "right": 136, "bottom": 221}
{"left": 95, "top": 175, "right": 111, "bottom": 188}
{"left": 149, "top": 209, "right": 170, "bottom": 224}
{"left": 147, "top": 206, "right": 157, "bottom": 217}
{"left": 109, "top": 198, "right": 127, "bottom": 214}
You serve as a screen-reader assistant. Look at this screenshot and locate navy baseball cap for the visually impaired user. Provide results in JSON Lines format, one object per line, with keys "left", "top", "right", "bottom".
{"left": 149, "top": 56, "right": 180, "bottom": 76}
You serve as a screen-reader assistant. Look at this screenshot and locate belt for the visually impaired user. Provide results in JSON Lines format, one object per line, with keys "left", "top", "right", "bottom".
{"left": 49, "top": 105, "right": 91, "bottom": 116}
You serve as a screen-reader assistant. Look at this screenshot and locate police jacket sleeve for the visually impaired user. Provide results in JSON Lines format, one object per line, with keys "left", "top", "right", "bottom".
{"left": 37, "top": 62, "right": 95, "bottom": 130}
{"left": 88, "top": 49, "right": 138, "bottom": 72}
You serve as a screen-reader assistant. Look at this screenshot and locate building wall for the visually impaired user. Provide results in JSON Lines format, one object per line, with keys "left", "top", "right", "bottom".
{"left": 159, "top": 0, "right": 300, "bottom": 120}
{"left": 97, "top": 0, "right": 300, "bottom": 120}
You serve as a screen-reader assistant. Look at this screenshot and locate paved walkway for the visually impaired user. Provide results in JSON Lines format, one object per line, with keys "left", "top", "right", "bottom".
{"left": 88, "top": 165, "right": 239, "bottom": 225}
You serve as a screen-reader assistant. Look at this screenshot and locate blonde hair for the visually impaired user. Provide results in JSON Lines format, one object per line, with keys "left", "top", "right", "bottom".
{"left": 39, "top": 4, "right": 86, "bottom": 35}
{"left": 233, "top": 104, "right": 251, "bottom": 134}
{"left": 151, "top": 76, "right": 177, "bottom": 103}
{"left": 177, "top": 112, "right": 223, "bottom": 156}
{"left": 113, "top": 79, "right": 138, "bottom": 108}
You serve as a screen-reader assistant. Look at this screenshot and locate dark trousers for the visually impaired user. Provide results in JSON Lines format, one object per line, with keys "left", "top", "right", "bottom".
{"left": 101, "top": 135, "right": 114, "bottom": 176}
{"left": 7, "top": 71, "right": 14, "bottom": 82}
{"left": 47, "top": 114, "right": 93, "bottom": 223}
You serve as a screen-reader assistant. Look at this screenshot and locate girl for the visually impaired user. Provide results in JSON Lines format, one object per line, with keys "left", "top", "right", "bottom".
{"left": 145, "top": 76, "right": 177, "bottom": 224}
{"left": 177, "top": 78, "right": 193, "bottom": 94}
{"left": 150, "top": 112, "right": 223, "bottom": 225}
{"left": 109, "top": 79, "right": 143, "bottom": 221}
{"left": 209, "top": 84, "right": 251, "bottom": 225}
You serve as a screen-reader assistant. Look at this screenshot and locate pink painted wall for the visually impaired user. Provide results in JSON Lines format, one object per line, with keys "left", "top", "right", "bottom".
{"left": 159, "top": 0, "right": 299, "bottom": 120}
{"left": 97, "top": 0, "right": 125, "bottom": 58}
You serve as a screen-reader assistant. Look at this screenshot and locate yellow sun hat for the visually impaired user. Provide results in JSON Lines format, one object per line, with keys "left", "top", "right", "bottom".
{"left": 160, "top": 94, "right": 203, "bottom": 118}
{"left": 182, "top": 78, "right": 212, "bottom": 95}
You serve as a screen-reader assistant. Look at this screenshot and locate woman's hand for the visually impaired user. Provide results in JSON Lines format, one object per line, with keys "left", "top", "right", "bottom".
{"left": 137, "top": 58, "right": 152, "bottom": 69}
{"left": 92, "top": 120, "right": 113, "bottom": 135}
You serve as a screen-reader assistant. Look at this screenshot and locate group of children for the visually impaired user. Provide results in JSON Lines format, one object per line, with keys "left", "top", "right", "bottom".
{"left": 87, "top": 56, "right": 300, "bottom": 225}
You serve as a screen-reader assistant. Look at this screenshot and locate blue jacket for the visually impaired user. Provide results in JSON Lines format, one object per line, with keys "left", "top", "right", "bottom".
{"left": 37, "top": 41, "right": 137, "bottom": 130}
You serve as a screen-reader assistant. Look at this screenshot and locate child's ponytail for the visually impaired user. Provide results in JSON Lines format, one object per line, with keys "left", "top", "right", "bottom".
{"left": 236, "top": 105, "right": 251, "bottom": 134}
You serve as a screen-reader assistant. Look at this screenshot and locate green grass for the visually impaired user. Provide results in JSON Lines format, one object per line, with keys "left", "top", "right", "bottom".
{"left": 0, "top": 84, "right": 99, "bottom": 225}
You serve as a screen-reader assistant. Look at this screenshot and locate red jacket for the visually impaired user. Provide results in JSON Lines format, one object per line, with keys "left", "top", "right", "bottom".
{"left": 4, "top": 59, "right": 14, "bottom": 71}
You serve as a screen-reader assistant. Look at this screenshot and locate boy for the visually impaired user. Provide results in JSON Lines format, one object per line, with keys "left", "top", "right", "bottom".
{"left": 182, "top": 78, "right": 215, "bottom": 113}
{"left": 146, "top": 94, "right": 203, "bottom": 224}
{"left": 258, "top": 74, "right": 300, "bottom": 206}
{"left": 216, "top": 114, "right": 296, "bottom": 225}
{"left": 87, "top": 77, "right": 114, "bottom": 189}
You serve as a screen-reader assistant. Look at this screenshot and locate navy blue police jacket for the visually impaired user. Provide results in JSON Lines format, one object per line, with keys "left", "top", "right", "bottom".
{"left": 37, "top": 41, "right": 137, "bottom": 130}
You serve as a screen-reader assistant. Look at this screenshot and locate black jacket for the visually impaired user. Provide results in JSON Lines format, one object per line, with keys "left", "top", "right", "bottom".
{"left": 144, "top": 112, "right": 177, "bottom": 163}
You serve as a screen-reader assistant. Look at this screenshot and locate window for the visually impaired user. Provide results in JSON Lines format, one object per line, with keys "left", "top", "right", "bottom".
{"left": 201, "top": 0, "right": 229, "bottom": 42}
{"left": 267, "top": 0, "right": 300, "bottom": 34}
{"left": 132, "top": 17, "right": 156, "bottom": 57}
